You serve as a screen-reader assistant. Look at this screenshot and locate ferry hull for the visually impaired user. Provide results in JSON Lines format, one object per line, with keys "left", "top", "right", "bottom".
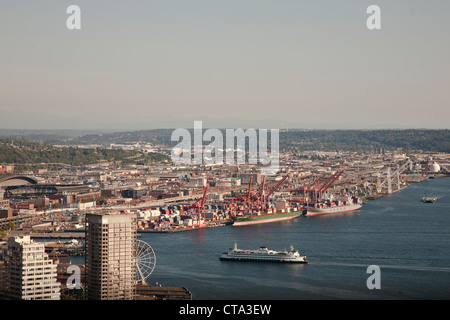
{"left": 304, "top": 204, "right": 362, "bottom": 216}
{"left": 232, "top": 211, "right": 303, "bottom": 226}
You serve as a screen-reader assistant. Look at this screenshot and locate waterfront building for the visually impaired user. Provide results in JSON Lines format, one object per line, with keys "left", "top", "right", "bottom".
{"left": 0, "top": 236, "right": 60, "bottom": 300}
{"left": 85, "top": 212, "right": 137, "bottom": 300}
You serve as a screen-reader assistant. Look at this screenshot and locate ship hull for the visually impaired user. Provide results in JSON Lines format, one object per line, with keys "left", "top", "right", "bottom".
{"left": 304, "top": 204, "right": 362, "bottom": 216}
{"left": 232, "top": 211, "right": 303, "bottom": 226}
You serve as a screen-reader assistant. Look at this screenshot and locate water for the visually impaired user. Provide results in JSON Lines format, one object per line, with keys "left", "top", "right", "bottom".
{"left": 137, "top": 177, "right": 450, "bottom": 300}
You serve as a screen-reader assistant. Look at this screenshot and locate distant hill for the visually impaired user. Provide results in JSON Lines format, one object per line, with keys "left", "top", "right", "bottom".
{"left": 1, "top": 129, "right": 449, "bottom": 154}
{"left": 51, "top": 128, "right": 450, "bottom": 154}
{"left": 0, "top": 138, "right": 170, "bottom": 169}
{"left": 280, "top": 129, "right": 450, "bottom": 153}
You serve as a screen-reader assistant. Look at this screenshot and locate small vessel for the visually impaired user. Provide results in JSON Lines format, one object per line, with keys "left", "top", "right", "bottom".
{"left": 422, "top": 197, "right": 436, "bottom": 203}
{"left": 220, "top": 242, "right": 308, "bottom": 263}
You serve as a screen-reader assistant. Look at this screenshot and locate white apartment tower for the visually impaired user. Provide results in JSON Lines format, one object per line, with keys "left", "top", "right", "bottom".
{"left": 85, "top": 212, "right": 137, "bottom": 300}
{"left": 0, "top": 236, "right": 60, "bottom": 300}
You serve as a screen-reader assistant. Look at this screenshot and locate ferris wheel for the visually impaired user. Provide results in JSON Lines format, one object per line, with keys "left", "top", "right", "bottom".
{"left": 136, "top": 240, "right": 156, "bottom": 284}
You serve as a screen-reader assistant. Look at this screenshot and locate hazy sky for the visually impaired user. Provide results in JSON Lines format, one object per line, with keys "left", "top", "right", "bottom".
{"left": 1, "top": 1, "right": 449, "bottom": 130}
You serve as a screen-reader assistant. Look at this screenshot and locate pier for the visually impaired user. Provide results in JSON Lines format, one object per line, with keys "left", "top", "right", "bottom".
{"left": 136, "top": 284, "right": 192, "bottom": 300}
{"left": 139, "top": 220, "right": 232, "bottom": 233}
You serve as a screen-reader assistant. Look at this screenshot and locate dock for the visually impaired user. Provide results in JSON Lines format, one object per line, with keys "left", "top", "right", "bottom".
{"left": 139, "top": 220, "right": 232, "bottom": 233}
{"left": 136, "top": 284, "right": 192, "bottom": 300}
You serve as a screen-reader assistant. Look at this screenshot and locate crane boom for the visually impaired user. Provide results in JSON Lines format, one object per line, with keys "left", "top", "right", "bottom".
{"left": 318, "top": 169, "right": 346, "bottom": 193}
{"left": 188, "top": 185, "right": 209, "bottom": 212}
{"left": 199, "top": 185, "right": 208, "bottom": 209}
{"left": 246, "top": 176, "right": 253, "bottom": 203}
{"left": 266, "top": 173, "right": 291, "bottom": 199}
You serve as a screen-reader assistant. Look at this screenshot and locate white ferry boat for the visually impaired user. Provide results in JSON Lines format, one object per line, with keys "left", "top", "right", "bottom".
{"left": 220, "top": 243, "right": 308, "bottom": 263}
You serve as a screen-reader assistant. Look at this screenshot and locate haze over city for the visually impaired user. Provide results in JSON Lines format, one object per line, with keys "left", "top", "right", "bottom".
{"left": 1, "top": 0, "right": 449, "bottom": 130}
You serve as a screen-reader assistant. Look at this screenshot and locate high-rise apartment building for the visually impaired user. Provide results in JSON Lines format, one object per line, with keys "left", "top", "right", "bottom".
{"left": 85, "top": 212, "right": 137, "bottom": 300}
{"left": 0, "top": 236, "right": 60, "bottom": 300}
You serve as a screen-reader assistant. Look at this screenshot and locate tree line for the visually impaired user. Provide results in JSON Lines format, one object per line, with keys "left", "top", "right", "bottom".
{"left": 0, "top": 138, "right": 170, "bottom": 168}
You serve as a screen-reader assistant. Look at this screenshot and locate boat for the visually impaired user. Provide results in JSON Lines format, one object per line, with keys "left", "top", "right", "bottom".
{"left": 304, "top": 195, "right": 362, "bottom": 216}
{"left": 231, "top": 207, "right": 305, "bottom": 226}
{"left": 220, "top": 243, "right": 308, "bottom": 263}
{"left": 305, "top": 203, "right": 362, "bottom": 216}
{"left": 422, "top": 197, "right": 436, "bottom": 203}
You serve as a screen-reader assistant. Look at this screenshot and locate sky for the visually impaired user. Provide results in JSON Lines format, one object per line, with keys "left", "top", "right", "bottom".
{"left": 1, "top": 0, "right": 449, "bottom": 131}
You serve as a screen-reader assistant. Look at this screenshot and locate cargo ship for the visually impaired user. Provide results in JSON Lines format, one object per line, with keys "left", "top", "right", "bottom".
{"left": 220, "top": 243, "right": 308, "bottom": 263}
{"left": 304, "top": 195, "right": 362, "bottom": 216}
{"left": 232, "top": 209, "right": 304, "bottom": 226}
{"left": 231, "top": 199, "right": 305, "bottom": 226}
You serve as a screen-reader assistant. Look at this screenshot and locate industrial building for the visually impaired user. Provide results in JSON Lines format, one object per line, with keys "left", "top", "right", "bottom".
{"left": 121, "top": 188, "right": 148, "bottom": 199}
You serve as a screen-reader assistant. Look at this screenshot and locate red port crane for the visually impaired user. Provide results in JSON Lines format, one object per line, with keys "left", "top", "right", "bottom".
{"left": 182, "top": 185, "right": 209, "bottom": 227}
{"left": 187, "top": 185, "right": 209, "bottom": 213}
{"left": 236, "top": 173, "right": 291, "bottom": 207}
{"left": 292, "top": 169, "right": 346, "bottom": 203}
{"left": 265, "top": 173, "right": 291, "bottom": 199}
